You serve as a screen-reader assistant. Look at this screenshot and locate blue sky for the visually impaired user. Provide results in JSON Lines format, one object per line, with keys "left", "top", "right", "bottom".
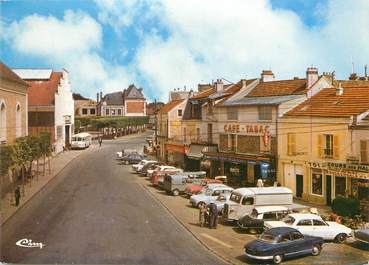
{"left": 1, "top": 0, "right": 368, "bottom": 101}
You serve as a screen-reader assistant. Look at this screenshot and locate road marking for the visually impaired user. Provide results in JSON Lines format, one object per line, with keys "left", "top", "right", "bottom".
{"left": 199, "top": 233, "right": 233, "bottom": 248}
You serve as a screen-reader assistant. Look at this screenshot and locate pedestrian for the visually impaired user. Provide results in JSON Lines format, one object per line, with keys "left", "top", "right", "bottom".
{"left": 15, "top": 186, "right": 21, "bottom": 207}
{"left": 209, "top": 203, "right": 218, "bottom": 229}
{"left": 199, "top": 203, "right": 206, "bottom": 227}
{"left": 257, "top": 178, "right": 264, "bottom": 187}
{"left": 98, "top": 136, "right": 102, "bottom": 147}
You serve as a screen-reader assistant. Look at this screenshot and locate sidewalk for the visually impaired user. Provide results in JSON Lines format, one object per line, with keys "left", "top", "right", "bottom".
{"left": 0, "top": 144, "right": 97, "bottom": 226}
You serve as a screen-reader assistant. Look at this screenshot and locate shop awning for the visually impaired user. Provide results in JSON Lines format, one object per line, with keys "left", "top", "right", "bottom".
{"left": 203, "top": 151, "right": 273, "bottom": 164}
{"left": 186, "top": 144, "right": 217, "bottom": 159}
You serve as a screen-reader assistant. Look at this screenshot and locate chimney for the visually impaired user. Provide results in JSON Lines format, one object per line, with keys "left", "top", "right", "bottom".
{"left": 336, "top": 82, "right": 343, "bottom": 96}
{"left": 306, "top": 67, "right": 319, "bottom": 89}
{"left": 365, "top": 65, "right": 368, "bottom": 80}
{"left": 100, "top": 92, "right": 103, "bottom": 101}
{"left": 215, "top": 79, "right": 223, "bottom": 92}
{"left": 349, "top": 73, "right": 358, "bottom": 80}
{"left": 261, "top": 70, "right": 275, "bottom": 82}
{"left": 97, "top": 93, "right": 99, "bottom": 103}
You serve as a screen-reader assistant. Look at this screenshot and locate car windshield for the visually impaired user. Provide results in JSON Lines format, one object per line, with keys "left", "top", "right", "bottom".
{"left": 259, "top": 232, "right": 279, "bottom": 243}
{"left": 282, "top": 215, "right": 295, "bottom": 225}
{"left": 230, "top": 193, "right": 242, "bottom": 204}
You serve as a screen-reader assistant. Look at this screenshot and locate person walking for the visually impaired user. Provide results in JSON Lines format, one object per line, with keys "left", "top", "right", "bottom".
{"left": 209, "top": 203, "right": 219, "bottom": 229}
{"left": 199, "top": 203, "right": 206, "bottom": 227}
{"left": 14, "top": 186, "right": 21, "bottom": 207}
{"left": 98, "top": 136, "right": 102, "bottom": 147}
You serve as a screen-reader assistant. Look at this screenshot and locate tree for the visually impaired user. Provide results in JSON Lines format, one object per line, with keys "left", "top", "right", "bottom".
{"left": 39, "top": 132, "right": 52, "bottom": 175}
{"left": 12, "top": 137, "right": 31, "bottom": 195}
{"left": 25, "top": 136, "right": 42, "bottom": 182}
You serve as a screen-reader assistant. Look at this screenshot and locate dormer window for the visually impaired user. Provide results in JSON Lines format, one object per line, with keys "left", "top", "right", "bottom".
{"left": 177, "top": 109, "right": 183, "bottom": 117}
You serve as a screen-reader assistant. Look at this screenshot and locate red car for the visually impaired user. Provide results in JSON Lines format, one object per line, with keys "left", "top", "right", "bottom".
{"left": 151, "top": 169, "right": 182, "bottom": 186}
{"left": 185, "top": 178, "right": 223, "bottom": 196}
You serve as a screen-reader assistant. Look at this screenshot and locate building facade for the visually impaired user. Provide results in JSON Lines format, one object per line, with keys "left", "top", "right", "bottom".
{"left": 0, "top": 62, "right": 29, "bottom": 145}
{"left": 13, "top": 68, "right": 74, "bottom": 154}
{"left": 73, "top": 93, "right": 97, "bottom": 117}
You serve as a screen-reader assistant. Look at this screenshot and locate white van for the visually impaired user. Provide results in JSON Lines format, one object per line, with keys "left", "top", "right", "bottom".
{"left": 223, "top": 187, "right": 295, "bottom": 222}
{"left": 71, "top": 133, "right": 92, "bottom": 149}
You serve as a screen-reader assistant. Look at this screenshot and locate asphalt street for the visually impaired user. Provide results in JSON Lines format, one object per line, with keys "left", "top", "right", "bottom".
{"left": 0, "top": 132, "right": 226, "bottom": 265}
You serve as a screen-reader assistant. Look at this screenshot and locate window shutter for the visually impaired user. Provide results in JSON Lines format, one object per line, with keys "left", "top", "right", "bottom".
{"left": 361, "top": 140, "right": 368, "bottom": 163}
{"left": 287, "top": 133, "right": 296, "bottom": 155}
{"left": 287, "top": 134, "right": 292, "bottom": 155}
{"left": 333, "top": 135, "right": 339, "bottom": 159}
{"left": 317, "top": 134, "right": 324, "bottom": 158}
{"left": 291, "top": 134, "right": 296, "bottom": 154}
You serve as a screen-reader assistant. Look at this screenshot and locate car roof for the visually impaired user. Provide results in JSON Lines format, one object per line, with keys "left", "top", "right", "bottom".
{"left": 206, "top": 183, "right": 227, "bottom": 189}
{"left": 208, "top": 185, "right": 233, "bottom": 191}
{"left": 288, "top": 213, "right": 323, "bottom": 220}
{"left": 254, "top": 206, "right": 289, "bottom": 214}
{"left": 234, "top": 187, "right": 293, "bottom": 196}
{"left": 265, "top": 227, "right": 299, "bottom": 236}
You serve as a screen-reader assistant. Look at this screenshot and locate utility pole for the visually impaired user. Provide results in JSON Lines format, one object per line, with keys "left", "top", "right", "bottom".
{"left": 154, "top": 99, "right": 158, "bottom": 160}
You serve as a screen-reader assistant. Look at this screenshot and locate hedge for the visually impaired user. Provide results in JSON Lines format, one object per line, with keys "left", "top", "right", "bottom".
{"left": 75, "top": 116, "right": 149, "bottom": 131}
{"left": 331, "top": 196, "right": 360, "bottom": 217}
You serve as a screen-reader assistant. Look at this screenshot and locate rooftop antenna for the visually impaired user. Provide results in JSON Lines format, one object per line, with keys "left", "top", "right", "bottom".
{"left": 365, "top": 64, "right": 368, "bottom": 78}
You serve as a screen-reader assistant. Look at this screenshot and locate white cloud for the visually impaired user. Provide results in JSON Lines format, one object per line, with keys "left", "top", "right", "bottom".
{"left": 4, "top": 10, "right": 134, "bottom": 99}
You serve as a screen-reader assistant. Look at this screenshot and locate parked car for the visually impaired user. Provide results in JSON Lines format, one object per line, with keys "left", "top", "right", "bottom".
{"left": 213, "top": 193, "right": 231, "bottom": 215}
{"left": 184, "top": 178, "right": 224, "bottom": 197}
{"left": 163, "top": 171, "right": 207, "bottom": 196}
{"left": 147, "top": 165, "right": 177, "bottom": 177}
{"left": 132, "top": 160, "right": 157, "bottom": 172}
{"left": 354, "top": 228, "right": 369, "bottom": 244}
{"left": 244, "top": 227, "right": 323, "bottom": 264}
{"left": 223, "top": 187, "right": 301, "bottom": 222}
{"left": 264, "top": 213, "right": 352, "bottom": 243}
{"left": 151, "top": 169, "right": 183, "bottom": 186}
{"left": 190, "top": 185, "right": 234, "bottom": 208}
{"left": 120, "top": 153, "right": 146, "bottom": 165}
{"left": 116, "top": 149, "right": 138, "bottom": 159}
{"left": 139, "top": 162, "right": 163, "bottom": 175}
{"left": 237, "top": 206, "right": 290, "bottom": 232}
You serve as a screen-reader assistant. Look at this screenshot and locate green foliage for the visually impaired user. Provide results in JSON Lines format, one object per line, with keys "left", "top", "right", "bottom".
{"left": 0, "top": 145, "right": 14, "bottom": 175}
{"left": 39, "top": 132, "right": 52, "bottom": 156}
{"left": 331, "top": 196, "right": 360, "bottom": 217}
{"left": 75, "top": 116, "right": 149, "bottom": 131}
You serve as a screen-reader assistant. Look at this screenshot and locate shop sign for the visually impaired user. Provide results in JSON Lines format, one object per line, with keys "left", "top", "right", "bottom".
{"left": 64, "top": 115, "right": 71, "bottom": 124}
{"left": 309, "top": 161, "right": 369, "bottom": 173}
{"left": 224, "top": 124, "right": 270, "bottom": 135}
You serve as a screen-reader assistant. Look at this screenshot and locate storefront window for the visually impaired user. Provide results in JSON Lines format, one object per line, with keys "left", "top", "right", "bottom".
{"left": 335, "top": 176, "right": 346, "bottom": 197}
{"left": 311, "top": 171, "right": 323, "bottom": 195}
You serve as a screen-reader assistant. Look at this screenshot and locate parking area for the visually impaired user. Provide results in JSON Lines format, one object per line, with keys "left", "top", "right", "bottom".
{"left": 129, "top": 168, "right": 369, "bottom": 265}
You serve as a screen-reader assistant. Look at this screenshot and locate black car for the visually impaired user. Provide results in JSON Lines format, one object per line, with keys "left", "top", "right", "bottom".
{"left": 244, "top": 227, "right": 323, "bottom": 264}
{"left": 238, "top": 206, "right": 289, "bottom": 232}
{"left": 121, "top": 154, "right": 146, "bottom": 165}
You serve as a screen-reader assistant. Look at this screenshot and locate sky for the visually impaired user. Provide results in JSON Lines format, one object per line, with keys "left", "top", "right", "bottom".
{"left": 1, "top": 0, "right": 369, "bottom": 102}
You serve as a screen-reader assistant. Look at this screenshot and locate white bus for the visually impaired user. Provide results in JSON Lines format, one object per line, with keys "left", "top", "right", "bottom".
{"left": 71, "top": 133, "right": 92, "bottom": 149}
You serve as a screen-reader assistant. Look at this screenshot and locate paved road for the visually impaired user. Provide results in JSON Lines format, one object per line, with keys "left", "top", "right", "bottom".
{"left": 1, "top": 133, "right": 226, "bottom": 265}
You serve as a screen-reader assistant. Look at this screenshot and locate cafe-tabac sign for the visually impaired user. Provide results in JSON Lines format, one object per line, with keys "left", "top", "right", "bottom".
{"left": 223, "top": 124, "right": 270, "bottom": 135}
{"left": 309, "top": 161, "right": 369, "bottom": 173}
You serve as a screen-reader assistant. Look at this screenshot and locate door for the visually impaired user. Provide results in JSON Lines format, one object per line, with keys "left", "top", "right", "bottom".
{"left": 65, "top": 125, "right": 70, "bottom": 146}
{"left": 326, "top": 175, "right": 332, "bottom": 205}
{"left": 296, "top": 174, "right": 303, "bottom": 198}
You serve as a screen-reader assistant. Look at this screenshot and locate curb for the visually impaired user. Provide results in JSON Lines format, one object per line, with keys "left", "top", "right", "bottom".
{"left": 0, "top": 147, "right": 92, "bottom": 227}
{"left": 139, "top": 182, "right": 235, "bottom": 265}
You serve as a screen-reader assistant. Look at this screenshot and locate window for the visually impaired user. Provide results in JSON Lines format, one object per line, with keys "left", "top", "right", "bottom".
{"left": 117, "top": 109, "right": 122, "bottom": 115}
{"left": 312, "top": 171, "right": 323, "bottom": 195}
{"left": 207, "top": 123, "right": 213, "bottom": 143}
{"left": 15, "top": 103, "right": 21, "bottom": 138}
{"left": 287, "top": 133, "right": 296, "bottom": 155}
{"left": 90, "top": 108, "right": 96, "bottom": 115}
{"left": 0, "top": 101, "right": 6, "bottom": 142}
{"left": 361, "top": 140, "right": 368, "bottom": 163}
{"left": 105, "top": 108, "right": 109, "bottom": 115}
{"left": 177, "top": 109, "right": 183, "bottom": 117}
{"left": 241, "top": 197, "right": 254, "bottom": 205}
{"left": 56, "top": 126, "right": 63, "bottom": 139}
{"left": 324, "top": 134, "right": 333, "bottom": 157}
{"left": 82, "top": 108, "right": 88, "bottom": 115}
{"left": 313, "top": 219, "right": 327, "bottom": 226}
{"left": 335, "top": 176, "right": 346, "bottom": 197}
{"left": 207, "top": 101, "right": 213, "bottom": 114}
{"left": 297, "top": 219, "right": 312, "bottom": 226}
{"left": 111, "top": 109, "right": 116, "bottom": 115}
{"left": 212, "top": 190, "right": 221, "bottom": 196}
{"left": 280, "top": 234, "right": 291, "bottom": 242}
{"left": 227, "top": 107, "right": 238, "bottom": 120}
{"left": 196, "top": 128, "right": 200, "bottom": 142}
{"left": 263, "top": 212, "right": 277, "bottom": 220}
{"left": 229, "top": 134, "right": 236, "bottom": 152}
{"left": 291, "top": 231, "right": 303, "bottom": 240}
{"left": 258, "top": 105, "right": 272, "bottom": 121}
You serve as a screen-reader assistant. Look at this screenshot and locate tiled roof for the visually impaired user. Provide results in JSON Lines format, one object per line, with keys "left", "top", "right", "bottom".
{"left": 158, "top": 99, "right": 184, "bottom": 114}
{"left": 0, "top": 62, "right": 29, "bottom": 87}
{"left": 124, "top": 84, "right": 145, "bottom": 99}
{"left": 216, "top": 80, "right": 256, "bottom": 105}
{"left": 285, "top": 85, "right": 369, "bottom": 117}
{"left": 191, "top": 87, "right": 216, "bottom": 99}
{"left": 26, "top": 72, "right": 62, "bottom": 106}
{"left": 102, "top": 91, "right": 124, "bottom": 105}
{"left": 247, "top": 78, "right": 307, "bottom": 97}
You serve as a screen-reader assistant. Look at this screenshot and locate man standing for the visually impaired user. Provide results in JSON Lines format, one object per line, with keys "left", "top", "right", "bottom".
{"left": 198, "top": 203, "right": 206, "bottom": 227}
{"left": 15, "top": 186, "right": 21, "bottom": 207}
{"left": 209, "top": 203, "right": 218, "bottom": 229}
{"left": 98, "top": 136, "right": 102, "bottom": 147}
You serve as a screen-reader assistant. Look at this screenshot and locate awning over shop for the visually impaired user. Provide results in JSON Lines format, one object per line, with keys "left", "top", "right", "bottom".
{"left": 203, "top": 151, "right": 273, "bottom": 164}
{"left": 165, "top": 143, "right": 188, "bottom": 154}
{"left": 186, "top": 144, "right": 217, "bottom": 159}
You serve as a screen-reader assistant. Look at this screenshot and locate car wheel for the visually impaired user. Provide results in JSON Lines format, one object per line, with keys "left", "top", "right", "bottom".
{"left": 335, "top": 233, "right": 347, "bottom": 243}
{"left": 172, "top": 189, "right": 179, "bottom": 196}
{"left": 311, "top": 244, "right": 322, "bottom": 256}
{"left": 273, "top": 254, "right": 283, "bottom": 264}
{"left": 198, "top": 202, "right": 205, "bottom": 208}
